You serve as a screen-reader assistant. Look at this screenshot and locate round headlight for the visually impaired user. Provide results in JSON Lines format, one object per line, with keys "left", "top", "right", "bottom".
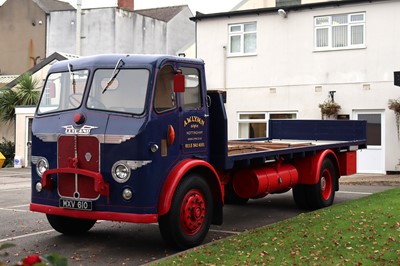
{"left": 112, "top": 162, "right": 131, "bottom": 183}
{"left": 36, "top": 158, "right": 49, "bottom": 177}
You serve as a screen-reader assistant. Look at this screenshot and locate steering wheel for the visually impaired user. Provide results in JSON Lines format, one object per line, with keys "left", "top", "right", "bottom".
{"left": 69, "top": 93, "right": 83, "bottom": 108}
{"left": 87, "top": 95, "right": 106, "bottom": 109}
{"left": 69, "top": 93, "right": 106, "bottom": 109}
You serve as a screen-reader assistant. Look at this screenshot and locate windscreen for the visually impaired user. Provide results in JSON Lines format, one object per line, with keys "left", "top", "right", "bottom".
{"left": 37, "top": 69, "right": 150, "bottom": 115}
{"left": 37, "top": 70, "right": 89, "bottom": 114}
{"left": 87, "top": 69, "right": 149, "bottom": 114}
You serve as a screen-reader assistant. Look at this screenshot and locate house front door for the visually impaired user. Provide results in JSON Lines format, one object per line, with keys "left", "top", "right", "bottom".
{"left": 354, "top": 111, "right": 385, "bottom": 174}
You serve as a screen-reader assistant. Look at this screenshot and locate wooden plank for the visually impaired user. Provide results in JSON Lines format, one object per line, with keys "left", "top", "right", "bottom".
{"left": 228, "top": 148, "right": 257, "bottom": 155}
{"left": 227, "top": 141, "right": 314, "bottom": 154}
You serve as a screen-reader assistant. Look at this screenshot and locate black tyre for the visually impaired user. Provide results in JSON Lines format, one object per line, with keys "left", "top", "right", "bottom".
{"left": 224, "top": 181, "right": 249, "bottom": 204}
{"left": 308, "top": 158, "right": 337, "bottom": 210}
{"left": 292, "top": 184, "right": 308, "bottom": 209}
{"left": 293, "top": 158, "right": 337, "bottom": 210}
{"left": 46, "top": 214, "right": 96, "bottom": 235}
{"left": 158, "top": 175, "right": 213, "bottom": 250}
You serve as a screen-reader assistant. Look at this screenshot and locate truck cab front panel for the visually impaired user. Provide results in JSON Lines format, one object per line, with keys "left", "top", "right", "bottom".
{"left": 30, "top": 54, "right": 210, "bottom": 221}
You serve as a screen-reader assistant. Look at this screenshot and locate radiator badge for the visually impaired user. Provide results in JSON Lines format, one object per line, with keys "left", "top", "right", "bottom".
{"left": 62, "top": 125, "right": 98, "bottom": 135}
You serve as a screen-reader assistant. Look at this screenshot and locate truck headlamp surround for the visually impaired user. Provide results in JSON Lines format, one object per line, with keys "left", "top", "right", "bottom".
{"left": 36, "top": 158, "right": 49, "bottom": 177}
{"left": 112, "top": 161, "right": 131, "bottom": 183}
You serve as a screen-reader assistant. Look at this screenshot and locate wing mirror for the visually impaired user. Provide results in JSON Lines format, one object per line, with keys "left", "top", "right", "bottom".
{"left": 174, "top": 69, "right": 185, "bottom": 93}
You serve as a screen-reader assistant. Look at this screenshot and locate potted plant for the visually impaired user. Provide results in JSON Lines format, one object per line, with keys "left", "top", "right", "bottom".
{"left": 319, "top": 101, "right": 341, "bottom": 120}
{"left": 388, "top": 98, "right": 400, "bottom": 139}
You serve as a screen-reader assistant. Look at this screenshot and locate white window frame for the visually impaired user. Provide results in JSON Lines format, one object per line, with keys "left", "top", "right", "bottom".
{"left": 314, "top": 12, "right": 366, "bottom": 51}
{"left": 228, "top": 22, "right": 257, "bottom": 57}
{"left": 237, "top": 111, "right": 297, "bottom": 139}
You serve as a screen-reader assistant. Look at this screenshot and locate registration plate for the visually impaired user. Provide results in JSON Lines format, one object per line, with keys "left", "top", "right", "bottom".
{"left": 59, "top": 198, "right": 92, "bottom": 211}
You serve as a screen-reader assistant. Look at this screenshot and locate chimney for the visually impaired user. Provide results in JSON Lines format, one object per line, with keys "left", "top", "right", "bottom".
{"left": 118, "top": 0, "right": 134, "bottom": 11}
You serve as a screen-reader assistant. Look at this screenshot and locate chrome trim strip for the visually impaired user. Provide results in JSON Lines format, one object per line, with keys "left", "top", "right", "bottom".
{"left": 34, "top": 133, "right": 59, "bottom": 142}
{"left": 31, "top": 155, "right": 40, "bottom": 164}
{"left": 34, "top": 133, "right": 135, "bottom": 144}
{"left": 94, "top": 134, "right": 136, "bottom": 144}
{"left": 124, "top": 160, "right": 152, "bottom": 170}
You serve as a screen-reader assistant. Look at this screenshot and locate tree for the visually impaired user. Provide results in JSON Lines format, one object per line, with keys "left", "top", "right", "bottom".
{"left": 0, "top": 73, "right": 40, "bottom": 123}
{"left": 0, "top": 88, "right": 18, "bottom": 123}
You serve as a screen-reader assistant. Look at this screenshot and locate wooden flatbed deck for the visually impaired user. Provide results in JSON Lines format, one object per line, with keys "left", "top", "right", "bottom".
{"left": 227, "top": 140, "right": 315, "bottom": 155}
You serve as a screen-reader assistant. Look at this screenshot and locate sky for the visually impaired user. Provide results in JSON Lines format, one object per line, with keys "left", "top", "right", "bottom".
{"left": 0, "top": 0, "right": 242, "bottom": 14}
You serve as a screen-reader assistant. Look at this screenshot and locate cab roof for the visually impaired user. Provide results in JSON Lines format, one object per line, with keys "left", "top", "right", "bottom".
{"left": 50, "top": 54, "right": 204, "bottom": 72}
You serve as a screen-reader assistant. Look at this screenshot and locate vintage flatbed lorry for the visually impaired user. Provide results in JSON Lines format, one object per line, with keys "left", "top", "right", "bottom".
{"left": 30, "top": 54, "right": 366, "bottom": 249}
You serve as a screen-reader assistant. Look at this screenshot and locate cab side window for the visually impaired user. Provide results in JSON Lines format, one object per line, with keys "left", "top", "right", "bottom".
{"left": 181, "top": 67, "right": 202, "bottom": 110}
{"left": 154, "top": 65, "right": 176, "bottom": 113}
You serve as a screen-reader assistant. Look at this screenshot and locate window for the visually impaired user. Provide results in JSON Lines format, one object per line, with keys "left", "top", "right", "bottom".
{"left": 229, "top": 22, "right": 257, "bottom": 56}
{"left": 315, "top": 12, "right": 365, "bottom": 50}
{"left": 358, "top": 114, "right": 381, "bottom": 146}
{"left": 88, "top": 69, "right": 149, "bottom": 114}
{"left": 181, "top": 67, "right": 202, "bottom": 110}
{"left": 238, "top": 112, "right": 297, "bottom": 139}
{"left": 154, "top": 65, "right": 176, "bottom": 113}
{"left": 38, "top": 70, "right": 89, "bottom": 114}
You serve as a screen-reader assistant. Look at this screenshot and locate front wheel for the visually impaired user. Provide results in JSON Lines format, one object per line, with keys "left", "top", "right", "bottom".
{"left": 159, "top": 175, "right": 213, "bottom": 250}
{"left": 46, "top": 214, "right": 96, "bottom": 235}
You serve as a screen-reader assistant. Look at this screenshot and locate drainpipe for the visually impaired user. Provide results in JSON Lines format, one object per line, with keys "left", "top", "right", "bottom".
{"left": 223, "top": 45, "right": 227, "bottom": 90}
{"left": 76, "top": 0, "right": 82, "bottom": 55}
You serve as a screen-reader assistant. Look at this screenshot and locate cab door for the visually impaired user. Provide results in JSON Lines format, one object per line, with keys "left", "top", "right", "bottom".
{"left": 148, "top": 64, "right": 208, "bottom": 207}
{"left": 148, "top": 64, "right": 181, "bottom": 183}
{"left": 178, "top": 66, "right": 208, "bottom": 160}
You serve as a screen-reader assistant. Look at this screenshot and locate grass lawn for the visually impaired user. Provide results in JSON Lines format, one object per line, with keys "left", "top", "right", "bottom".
{"left": 155, "top": 188, "right": 400, "bottom": 265}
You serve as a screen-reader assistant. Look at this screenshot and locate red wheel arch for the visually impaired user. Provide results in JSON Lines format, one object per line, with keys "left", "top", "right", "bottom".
{"left": 293, "top": 149, "right": 340, "bottom": 185}
{"left": 158, "top": 159, "right": 223, "bottom": 217}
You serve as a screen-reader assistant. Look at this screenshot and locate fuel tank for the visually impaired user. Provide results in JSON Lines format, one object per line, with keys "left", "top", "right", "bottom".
{"left": 232, "top": 163, "right": 299, "bottom": 199}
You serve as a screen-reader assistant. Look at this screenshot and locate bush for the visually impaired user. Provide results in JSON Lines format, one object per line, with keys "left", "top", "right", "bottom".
{"left": 0, "top": 137, "right": 15, "bottom": 167}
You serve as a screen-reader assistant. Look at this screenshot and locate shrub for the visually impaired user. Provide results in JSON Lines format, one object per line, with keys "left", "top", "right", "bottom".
{"left": 0, "top": 137, "right": 15, "bottom": 167}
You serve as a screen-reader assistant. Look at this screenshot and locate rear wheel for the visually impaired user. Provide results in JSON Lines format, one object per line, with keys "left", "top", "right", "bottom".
{"left": 159, "top": 175, "right": 213, "bottom": 250}
{"left": 224, "top": 181, "right": 249, "bottom": 204}
{"left": 292, "top": 184, "right": 308, "bottom": 209}
{"left": 293, "top": 158, "right": 337, "bottom": 210}
{"left": 46, "top": 214, "right": 96, "bottom": 235}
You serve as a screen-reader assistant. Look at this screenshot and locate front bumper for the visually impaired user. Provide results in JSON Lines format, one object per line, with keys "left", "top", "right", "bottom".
{"left": 30, "top": 203, "right": 158, "bottom": 223}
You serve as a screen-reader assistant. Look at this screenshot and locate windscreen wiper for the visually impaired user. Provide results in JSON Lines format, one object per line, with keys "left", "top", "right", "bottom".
{"left": 102, "top": 58, "right": 125, "bottom": 94}
{"left": 68, "top": 63, "right": 76, "bottom": 94}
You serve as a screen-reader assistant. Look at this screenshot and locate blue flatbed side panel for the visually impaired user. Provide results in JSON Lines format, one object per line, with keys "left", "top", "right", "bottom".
{"left": 222, "top": 119, "right": 367, "bottom": 170}
{"left": 269, "top": 120, "right": 367, "bottom": 141}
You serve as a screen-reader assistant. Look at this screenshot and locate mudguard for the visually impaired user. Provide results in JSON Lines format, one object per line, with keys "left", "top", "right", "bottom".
{"left": 158, "top": 159, "right": 223, "bottom": 222}
{"left": 292, "top": 149, "right": 340, "bottom": 185}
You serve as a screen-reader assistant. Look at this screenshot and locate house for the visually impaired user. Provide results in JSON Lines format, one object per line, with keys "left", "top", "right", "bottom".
{"left": 191, "top": 0, "right": 400, "bottom": 174}
{"left": 0, "top": 0, "right": 75, "bottom": 75}
{"left": 0, "top": 0, "right": 194, "bottom": 75}
{"left": 133, "top": 5, "right": 195, "bottom": 56}
{"left": 232, "top": 0, "right": 337, "bottom": 10}
{"left": 45, "top": 2, "right": 194, "bottom": 57}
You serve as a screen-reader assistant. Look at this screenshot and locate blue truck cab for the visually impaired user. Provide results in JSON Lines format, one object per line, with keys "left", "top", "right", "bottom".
{"left": 30, "top": 54, "right": 366, "bottom": 249}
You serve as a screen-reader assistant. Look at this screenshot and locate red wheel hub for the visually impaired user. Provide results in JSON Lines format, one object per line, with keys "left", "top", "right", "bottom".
{"left": 321, "top": 169, "right": 333, "bottom": 200}
{"left": 180, "top": 189, "right": 206, "bottom": 235}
